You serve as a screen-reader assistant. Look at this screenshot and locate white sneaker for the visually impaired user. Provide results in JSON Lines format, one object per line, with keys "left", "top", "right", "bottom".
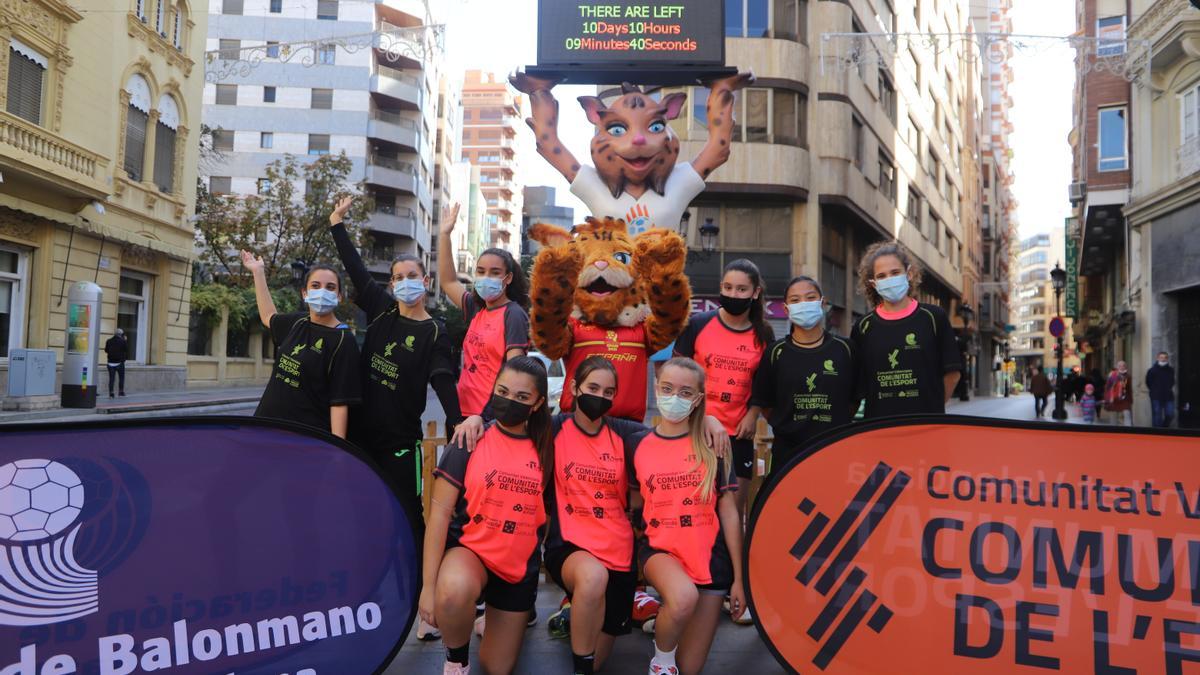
{"left": 442, "top": 661, "right": 470, "bottom": 675}
{"left": 417, "top": 618, "right": 441, "bottom": 641}
{"left": 473, "top": 613, "right": 486, "bottom": 637}
{"left": 648, "top": 662, "right": 679, "bottom": 675}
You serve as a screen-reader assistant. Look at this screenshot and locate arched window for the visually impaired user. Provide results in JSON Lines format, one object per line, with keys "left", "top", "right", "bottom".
{"left": 154, "top": 94, "right": 180, "bottom": 193}
{"left": 123, "top": 74, "right": 152, "bottom": 181}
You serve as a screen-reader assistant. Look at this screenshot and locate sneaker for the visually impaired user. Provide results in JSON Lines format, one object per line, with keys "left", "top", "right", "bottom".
{"left": 648, "top": 662, "right": 679, "bottom": 675}
{"left": 416, "top": 618, "right": 441, "bottom": 641}
{"left": 526, "top": 608, "right": 538, "bottom": 627}
{"left": 632, "top": 589, "right": 660, "bottom": 625}
{"left": 733, "top": 607, "right": 754, "bottom": 625}
{"left": 119, "top": 391, "right": 126, "bottom": 397}
{"left": 641, "top": 616, "right": 656, "bottom": 635}
{"left": 473, "top": 614, "right": 486, "bottom": 638}
{"left": 442, "top": 661, "right": 470, "bottom": 675}
{"left": 547, "top": 597, "right": 571, "bottom": 639}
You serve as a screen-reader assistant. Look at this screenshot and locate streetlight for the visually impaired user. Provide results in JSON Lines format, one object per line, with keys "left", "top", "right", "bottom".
{"left": 290, "top": 260, "right": 308, "bottom": 290}
{"left": 956, "top": 303, "right": 975, "bottom": 401}
{"left": 677, "top": 211, "right": 720, "bottom": 262}
{"left": 1050, "top": 262, "right": 1068, "bottom": 420}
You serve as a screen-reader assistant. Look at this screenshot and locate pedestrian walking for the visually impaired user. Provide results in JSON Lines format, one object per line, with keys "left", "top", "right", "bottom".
{"left": 1103, "top": 362, "right": 1133, "bottom": 426}
{"left": 420, "top": 356, "right": 552, "bottom": 675}
{"left": 1030, "top": 366, "right": 1052, "bottom": 418}
{"left": 1146, "top": 351, "right": 1176, "bottom": 428}
{"left": 104, "top": 328, "right": 128, "bottom": 398}
{"left": 750, "top": 276, "right": 858, "bottom": 476}
{"left": 243, "top": 250, "right": 361, "bottom": 439}
{"left": 1080, "top": 383, "right": 1099, "bottom": 424}
{"left": 628, "top": 357, "right": 744, "bottom": 675}
{"left": 850, "top": 242, "right": 962, "bottom": 418}
{"left": 436, "top": 211, "right": 530, "bottom": 419}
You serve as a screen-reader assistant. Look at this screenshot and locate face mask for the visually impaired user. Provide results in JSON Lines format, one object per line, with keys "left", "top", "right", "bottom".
{"left": 305, "top": 288, "right": 339, "bottom": 315}
{"left": 491, "top": 393, "right": 533, "bottom": 426}
{"left": 475, "top": 276, "right": 505, "bottom": 302}
{"left": 576, "top": 393, "right": 613, "bottom": 421}
{"left": 656, "top": 393, "right": 695, "bottom": 423}
{"left": 874, "top": 274, "right": 910, "bottom": 303}
{"left": 719, "top": 294, "right": 754, "bottom": 316}
{"left": 392, "top": 279, "right": 427, "bottom": 305}
{"left": 1158, "top": 359, "right": 1169, "bottom": 367}
{"left": 788, "top": 300, "right": 825, "bottom": 329}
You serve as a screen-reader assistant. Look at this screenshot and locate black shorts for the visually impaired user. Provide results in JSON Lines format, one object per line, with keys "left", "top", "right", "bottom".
{"left": 365, "top": 441, "right": 426, "bottom": 543}
{"left": 544, "top": 542, "right": 636, "bottom": 636}
{"left": 635, "top": 534, "right": 733, "bottom": 593}
{"left": 731, "top": 436, "right": 755, "bottom": 479}
{"left": 446, "top": 541, "right": 539, "bottom": 613}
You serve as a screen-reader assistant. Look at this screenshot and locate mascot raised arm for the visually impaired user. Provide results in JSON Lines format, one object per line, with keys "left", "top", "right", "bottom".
{"left": 510, "top": 72, "right": 754, "bottom": 235}
{"left": 529, "top": 217, "right": 688, "bottom": 421}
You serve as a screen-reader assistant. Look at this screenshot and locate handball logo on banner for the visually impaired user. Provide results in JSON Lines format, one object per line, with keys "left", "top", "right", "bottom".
{"left": 0, "top": 459, "right": 97, "bottom": 627}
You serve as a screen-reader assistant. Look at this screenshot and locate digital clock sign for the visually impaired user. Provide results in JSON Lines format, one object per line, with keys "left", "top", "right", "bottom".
{"left": 532, "top": 0, "right": 734, "bottom": 84}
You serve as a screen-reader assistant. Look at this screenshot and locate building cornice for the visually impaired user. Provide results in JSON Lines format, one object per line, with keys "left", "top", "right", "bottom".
{"left": 1129, "top": 0, "right": 1187, "bottom": 41}
{"left": 1123, "top": 172, "right": 1200, "bottom": 225}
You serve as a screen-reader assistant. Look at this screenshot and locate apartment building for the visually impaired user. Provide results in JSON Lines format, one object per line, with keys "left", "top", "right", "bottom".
{"left": 461, "top": 70, "right": 523, "bottom": 256}
{"left": 522, "top": 186, "right": 576, "bottom": 256}
{"left": 430, "top": 72, "right": 462, "bottom": 292}
{"left": 448, "top": 161, "right": 486, "bottom": 278}
{"left": 1012, "top": 229, "right": 1079, "bottom": 381}
{"left": 0, "top": 0, "right": 207, "bottom": 395}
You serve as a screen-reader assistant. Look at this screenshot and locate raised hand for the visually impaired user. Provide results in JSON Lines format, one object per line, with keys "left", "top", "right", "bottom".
{"left": 329, "top": 196, "right": 353, "bottom": 225}
{"left": 440, "top": 202, "right": 461, "bottom": 237}
{"left": 240, "top": 250, "right": 265, "bottom": 274}
{"left": 508, "top": 71, "right": 562, "bottom": 95}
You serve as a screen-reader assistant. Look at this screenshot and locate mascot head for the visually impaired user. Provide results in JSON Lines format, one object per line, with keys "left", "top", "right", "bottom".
{"left": 578, "top": 84, "right": 688, "bottom": 199}
{"left": 531, "top": 218, "right": 651, "bottom": 328}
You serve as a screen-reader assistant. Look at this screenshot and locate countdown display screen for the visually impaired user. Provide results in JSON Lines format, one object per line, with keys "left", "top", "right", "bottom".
{"left": 538, "top": 0, "right": 726, "bottom": 67}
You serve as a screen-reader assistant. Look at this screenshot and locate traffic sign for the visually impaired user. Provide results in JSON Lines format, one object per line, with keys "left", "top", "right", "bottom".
{"left": 1049, "top": 316, "right": 1065, "bottom": 338}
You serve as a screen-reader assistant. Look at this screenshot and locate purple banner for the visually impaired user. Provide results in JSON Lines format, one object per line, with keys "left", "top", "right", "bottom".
{"left": 0, "top": 417, "right": 417, "bottom": 675}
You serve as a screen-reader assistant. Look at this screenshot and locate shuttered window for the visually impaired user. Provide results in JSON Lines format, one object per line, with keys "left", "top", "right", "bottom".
{"left": 154, "top": 123, "right": 176, "bottom": 193}
{"left": 219, "top": 39, "right": 240, "bottom": 59}
{"left": 6, "top": 48, "right": 44, "bottom": 125}
{"left": 215, "top": 84, "right": 237, "bottom": 105}
{"left": 308, "top": 134, "right": 330, "bottom": 155}
{"left": 317, "top": 0, "right": 337, "bottom": 19}
{"left": 209, "top": 176, "right": 232, "bottom": 194}
{"left": 311, "top": 88, "right": 333, "bottom": 109}
{"left": 173, "top": 8, "right": 183, "bottom": 48}
{"left": 222, "top": 0, "right": 243, "bottom": 14}
{"left": 124, "top": 106, "right": 149, "bottom": 181}
{"left": 212, "top": 129, "right": 234, "bottom": 152}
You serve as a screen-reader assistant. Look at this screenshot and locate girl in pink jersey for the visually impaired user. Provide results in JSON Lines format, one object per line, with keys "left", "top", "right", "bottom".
{"left": 420, "top": 356, "right": 553, "bottom": 675}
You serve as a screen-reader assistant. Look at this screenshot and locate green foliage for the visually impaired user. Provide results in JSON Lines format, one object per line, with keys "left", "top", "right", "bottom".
{"left": 430, "top": 299, "right": 467, "bottom": 365}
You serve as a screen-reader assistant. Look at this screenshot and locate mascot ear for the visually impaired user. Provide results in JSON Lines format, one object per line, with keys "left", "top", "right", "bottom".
{"left": 578, "top": 96, "right": 609, "bottom": 126}
{"left": 530, "top": 223, "right": 572, "bottom": 248}
{"left": 660, "top": 93, "right": 688, "bottom": 121}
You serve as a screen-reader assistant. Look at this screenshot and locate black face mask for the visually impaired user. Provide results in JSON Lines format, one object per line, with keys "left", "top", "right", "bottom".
{"left": 576, "top": 393, "right": 613, "bottom": 421}
{"left": 491, "top": 393, "right": 534, "bottom": 427}
{"left": 719, "top": 294, "right": 754, "bottom": 316}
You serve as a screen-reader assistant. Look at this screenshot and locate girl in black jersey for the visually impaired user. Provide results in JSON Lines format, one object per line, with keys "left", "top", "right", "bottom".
{"left": 849, "top": 242, "right": 962, "bottom": 418}
{"left": 750, "top": 276, "right": 859, "bottom": 475}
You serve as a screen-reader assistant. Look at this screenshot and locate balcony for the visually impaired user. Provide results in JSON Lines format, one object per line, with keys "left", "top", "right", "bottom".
{"left": 370, "top": 65, "right": 422, "bottom": 109}
{"left": 367, "top": 110, "right": 420, "bottom": 151}
{"left": 365, "top": 155, "right": 419, "bottom": 195}
{"left": 0, "top": 111, "right": 109, "bottom": 200}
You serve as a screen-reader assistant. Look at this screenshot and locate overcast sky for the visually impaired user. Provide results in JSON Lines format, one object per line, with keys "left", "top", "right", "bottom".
{"left": 446, "top": 0, "right": 1076, "bottom": 236}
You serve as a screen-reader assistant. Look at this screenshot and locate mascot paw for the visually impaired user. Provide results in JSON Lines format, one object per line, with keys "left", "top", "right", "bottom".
{"left": 635, "top": 229, "right": 686, "bottom": 267}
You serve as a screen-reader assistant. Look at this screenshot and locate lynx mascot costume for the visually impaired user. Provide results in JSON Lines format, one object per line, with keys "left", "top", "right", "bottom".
{"left": 514, "top": 71, "right": 752, "bottom": 418}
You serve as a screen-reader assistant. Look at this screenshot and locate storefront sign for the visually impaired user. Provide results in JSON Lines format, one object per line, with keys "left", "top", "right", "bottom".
{"left": 747, "top": 418, "right": 1200, "bottom": 674}
{"left": 1065, "top": 227, "right": 1079, "bottom": 319}
{"left": 691, "top": 296, "right": 788, "bottom": 320}
{"left": 0, "top": 417, "right": 418, "bottom": 675}
{"left": 532, "top": 0, "right": 733, "bottom": 83}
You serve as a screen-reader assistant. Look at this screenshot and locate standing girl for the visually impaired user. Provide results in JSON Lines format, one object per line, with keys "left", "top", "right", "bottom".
{"left": 437, "top": 206, "right": 530, "bottom": 418}
{"left": 243, "top": 250, "right": 361, "bottom": 438}
{"left": 674, "top": 259, "right": 773, "bottom": 517}
{"left": 750, "top": 276, "right": 858, "bottom": 475}
{"left": 850, "top": 242, "right": 961, "bottom": 418}
{"left": 629, "top": 357, "right": 744, "bottom": 675}
{"left": 419, "top": 356, "right": 552, "bottom": 675}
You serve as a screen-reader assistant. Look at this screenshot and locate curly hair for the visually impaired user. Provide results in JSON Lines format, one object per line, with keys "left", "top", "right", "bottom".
{"left": 857, "top": 241, "right": 923, "bottom": 307}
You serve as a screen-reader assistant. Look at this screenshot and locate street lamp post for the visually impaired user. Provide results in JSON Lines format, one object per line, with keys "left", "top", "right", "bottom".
{"left": 677, "top": 211, "right": 720, "bottom": 262}
{"left": 1050, "top": 262, "right": 1068, "bottom": 420}
{"left": 956, "top": 303, "right": 975, "bottom": 401}
{"left": 290, "top": 260, "right": 308, "bottom": 290}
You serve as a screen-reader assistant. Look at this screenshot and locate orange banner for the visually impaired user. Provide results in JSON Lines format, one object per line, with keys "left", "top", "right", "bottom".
{"left": 746, "top": 418, "right": 1200, "bottom": 674}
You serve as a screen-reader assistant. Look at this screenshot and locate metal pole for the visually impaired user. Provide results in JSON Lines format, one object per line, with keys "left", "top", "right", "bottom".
{"left": 1052, "top": 287, "right": 1068, "bottom": 420}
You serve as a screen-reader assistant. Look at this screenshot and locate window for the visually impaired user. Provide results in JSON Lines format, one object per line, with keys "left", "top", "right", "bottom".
{"left": 773, "top": 89, "right": 805, "bottom": 146}
{"left": 311, "top": 88, "right": 333, "bottom": 110}
{"left": 308, "top": 134, "right": 330, "bottom": 155}
{"left": 983, "top": 165, "right": 991, "bottom": 188}
{"left": 118, "top": 272, "right": 151, "bottom": 363}
{"left": 172, "top": 6, "right": 183, "bottom": 49}
{"left": 153, "top": 94, "right": 179, "bottom": 193}
{"left": 0, "top": 246, "right": 28, "bottom": 358}
{"left": 156, "top": 0, "right": 165, "bottom": 31}
{"left": 908, "top": 115, "right": 923, "bottom": 164}
{"left": 1097, "top": 16, "right": 1125, "bottom": 56}
{"left": 691, "top": 86, "right": 710, "bottom": 132}
{"left": 269, "top": 0, "right": 282, "bottom": 11}
{"left": 879, "top": 68, "right": 896, "bottom": 125}
{"left": 186, "top": 310, "right": 210, "bottom": 356}
{"left": 266, "top": 41, "right": 280, "bottom": 58}
{"left": 218, "top": 39, "right": 240, "bottom": 60}
{"left": 746, "top": 89, "right": 768, "bottom": 142}
{"left": 260, "top": 132, "right": 273, "bottom": 149}
{"left": 1098, "top": 106, "right": 1127, "bottom": 171}
{"left": 925, "top": 205, "right": 937, "bottom": 239}
{"left": 6, "top": 41, "right": 46, "bottom": 125}
{"left": 317, "top": 44, "right": 336, "bottom": 65}
{"left": 878, "top": 151, "right": 895, "bottom": 202}
{"left": 316, "top": 0, "right": 338, "bottom": 20}
{"left": 725, "top": 0, "right": 802, "bottom": 39}
{"left": 982, "top": 205, "right": 991, "bottom": 237}
{"left": 929, "top": 150, "right": 942, "bottom": 186}
{"left": 222, "top": 0, "right": 242, "bottom": 14}
{"left": 212, "top": 129, "right": 234, "bottom": 152}
{"left": 262, "top": 86, "right": 276, "bottom": 103}
{"left": 123, "top": 75, "right": 151, "bottom": 181}
{"left": 209, "top": 176, "right": 231, "bottom": 194}
{"left": 215, "top": 84, "right": 237, "bottom": 105}
{"left": 136, "top": 0, "right": 146, "bottom": 20}
{"left": 257, "top": 178, "right": 272, "bottom": 194}
{"left": 906, "top": 187, "right": 921, "bottom": 225}
{"left": 851, "top": 116, "right": 865, "bottom": 171}
{"left": 772, "top": 0, "right": 805, "bottom": 41}
{"left": 982, "top": 247, "right": 992, "bottom": 275}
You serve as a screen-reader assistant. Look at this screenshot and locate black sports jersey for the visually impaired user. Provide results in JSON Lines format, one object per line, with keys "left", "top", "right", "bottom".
{"left": 254, "top": 312, "right": 361, "bottom": 433}
{"left": 849, "top": 302, "right": 962, "bottom": 418}
{"left": 750, "top": 334, "right": 857, "bottom": 469}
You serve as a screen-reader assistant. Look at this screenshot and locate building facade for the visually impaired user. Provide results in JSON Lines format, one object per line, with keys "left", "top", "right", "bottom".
{"left": 461, "top": 70, "right": 523, "bottom": 256}
{"left": 521, "top": 186, "right": 575, "bottom": 257}
{"left": 1124, "top": 0, "right": 1200, "bottom": 427}
{"left": 448, "top": 161, "right": 486, "bottom": 279}
{"left": 0, "top": 0, "right": 206, "bottom": 395}
{"left": 1011, "top": 228, "right": 1079, "bottom": 382}
{"left": 430, "top": 71, "right": 462, "bottom": 293}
